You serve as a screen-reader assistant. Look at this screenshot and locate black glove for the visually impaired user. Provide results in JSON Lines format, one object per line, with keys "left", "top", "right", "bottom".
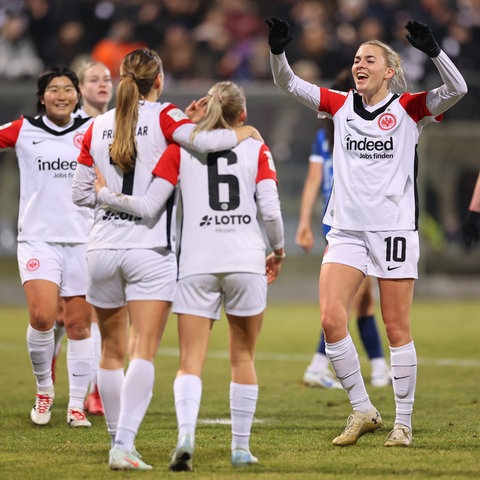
{"left": 405, "top": 20, "right": 441, "bottom": 57}
{"left": 265, "top": 16, "right": 293, "bottom": 55}
{"left": 462, "top": 211, "right": 480, "bottom": 248}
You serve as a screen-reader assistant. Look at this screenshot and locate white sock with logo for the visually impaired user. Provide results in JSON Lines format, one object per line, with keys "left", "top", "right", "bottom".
{"left": 325, "top": 334, "right": 372, "bottom": 413}
{"left": 67, "top": 337, "right": 94, "bottom": 411}
{"left": 26, "top": 324, "right": 55, "bottom": 392}
{"left": 390, "top": 341, "right": 417, "bottom": 429}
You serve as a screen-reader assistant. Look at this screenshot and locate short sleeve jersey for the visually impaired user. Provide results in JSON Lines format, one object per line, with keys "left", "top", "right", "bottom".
{"left": 152, "top": 138, "right": 278, "bottom": 277}
{"left": 320, "top": 89, "right": 437, "bottom": 231}
{"left": 0, "top": 115, "right": 93, "bottom": 242}
{"left": 77, "top": 100, "right": 191, "bottom": 250}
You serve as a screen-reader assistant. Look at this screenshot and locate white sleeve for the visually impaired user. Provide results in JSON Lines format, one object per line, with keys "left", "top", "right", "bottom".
{"left": 270, "top": 52, "right": 321, "bottom": 112}
{"left": 72, "top": 163, "right": 97, "bottom": 208}
{"left": 256, "top": 179, "right": 284, "bottom": 250}
{"left": 309, "top": 154, "right": 325, "bottom": 164}
{"left": 426, "top": 50, "right": 468, "bottom": 116}
{"left": 96, "top": 177, "right": 175, "bottom": 220}
{"left": 172, "top": 123, "right": 238, "bottom": 152}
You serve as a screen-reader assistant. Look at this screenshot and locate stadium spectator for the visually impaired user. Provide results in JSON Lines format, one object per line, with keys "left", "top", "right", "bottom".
{"left": 267, "top": 16, "right": 467, "bottom": 447}
{"left": 159, "top": 23, "right": 198, "bottom": 84}
{"left": 2, "top": 1, "right": 473, "bottom": 92}
{"left": 0, "top": 9, "right": 43, "bottom": 79}
{"left": 0, "top": 65, "right": 96, "bottom": 428}
{"left": 72, "top": 48, "right": 263, "bottom": 471}
{"left": 91, "top": 13, "right": 147, "bottom": 80}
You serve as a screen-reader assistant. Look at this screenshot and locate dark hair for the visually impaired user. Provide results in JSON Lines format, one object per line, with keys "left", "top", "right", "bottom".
{"left": 36, "top": 66, "right": 81, "bottom": 114}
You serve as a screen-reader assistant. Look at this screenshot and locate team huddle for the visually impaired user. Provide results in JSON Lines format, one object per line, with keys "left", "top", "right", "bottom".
{"left": 0, "top": 15, "right": 467, "bottom": 472}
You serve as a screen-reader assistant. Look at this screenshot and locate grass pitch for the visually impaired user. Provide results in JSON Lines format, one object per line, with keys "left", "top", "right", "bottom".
{"left": 0, "top": 299, "right": 479, "bottom": 479}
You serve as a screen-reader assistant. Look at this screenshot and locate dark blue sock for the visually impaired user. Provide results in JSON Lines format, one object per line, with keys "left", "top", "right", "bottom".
{"left": 316, "top": 331, "right": 327, "bottom": 355}
{"left": 357, "top": 315, "right": 384, "bottom": 359}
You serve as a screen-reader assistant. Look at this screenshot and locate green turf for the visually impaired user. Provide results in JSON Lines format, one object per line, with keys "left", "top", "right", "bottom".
{"left": 0, "top": 300, "right": 479, "bottom": 479}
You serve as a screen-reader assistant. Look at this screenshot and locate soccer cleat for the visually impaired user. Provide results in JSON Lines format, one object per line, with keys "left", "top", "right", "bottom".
{"left": 371, "top": 366, "right": 392, "bottom": 388}
{"left": 169, "top": 434, "right": 194, "bottom": 472}
{"left": 332, "top": 407, "right": 383, "bottom": 446}
{"left": 84, "top": 389, "right": 104, "bottom": 416}
{"left": 109, "top": 446, "right": 153, "bottom": 470}
{"left": 384, "top": 424, "right": 413, "bottom": 447}
{"left": 231, "top": 448, "right": 258, "bottom": 467}
{"left": 66, "top": 408, "right": 92, "bottom": 428}
{"left": 30, "top": 390, "right": 55, "bottom": 425}
{"left": 303, "top": 367, "right": 343, "bottom": 389}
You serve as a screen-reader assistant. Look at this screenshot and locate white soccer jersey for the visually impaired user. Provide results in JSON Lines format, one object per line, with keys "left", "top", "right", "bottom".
{"left": 154, "top": 139, "right": 279, "bottom": 277}
{"left": 76, "top": 100, "right": 184, "bottom": 250}
{"left": 321, "top": 89, "right": 435, "bottom": 231}
{"left": 270, "top": 50, "right": 467, "bottom": 232}
{"left": 0, "top": 115, "right": 93, "bottom": 242}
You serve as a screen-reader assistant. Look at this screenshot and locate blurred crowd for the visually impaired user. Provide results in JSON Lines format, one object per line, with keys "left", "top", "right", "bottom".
{"left": 1, "top": 0, "right": 480, "bottom": 89}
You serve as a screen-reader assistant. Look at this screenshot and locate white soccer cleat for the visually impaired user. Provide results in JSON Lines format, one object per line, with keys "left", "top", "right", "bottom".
{"left": 231, "top": 448, "right": 258, "bottom": 466}
{"left": 66, "top": 408, "right": 91, "bottom": 428}
{"left": 303, "top": 367, "right": 343, "bottom": 389}
{"left": 332, "top": 407, "right": 383, "bottom": 446}
{"left": 109, "top": 446, "right": 153, "bottom": 470}
{"left": 169, "top": 434, "right": 194, "bottom": 472}
{"left": 30, "top": 389, "right": 55, "bottom": 425}
{"left": 384, "top": 424, "right": 413, "bottom": 447}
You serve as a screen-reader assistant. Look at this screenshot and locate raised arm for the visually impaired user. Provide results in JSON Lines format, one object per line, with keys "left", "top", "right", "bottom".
{"left": 266, "top": 16, "right": 321, "bottom": 112}
{"left": 405, "top": 20, "right": 467, "bottom": 116}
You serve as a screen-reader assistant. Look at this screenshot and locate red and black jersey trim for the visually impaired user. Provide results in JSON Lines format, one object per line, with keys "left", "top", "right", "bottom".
{"left": 24, "top": 115, "right": 91, "bottom": 135}
{"left": 352, "top": 93, "right": 399, "bottom": 120}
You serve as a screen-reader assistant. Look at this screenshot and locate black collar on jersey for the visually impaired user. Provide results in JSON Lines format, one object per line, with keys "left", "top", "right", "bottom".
{"left": 24, "top": 115, "right": 91, "bottom": 136}
{"left": 352, "top": 92, "right": 399, "bottom": 120}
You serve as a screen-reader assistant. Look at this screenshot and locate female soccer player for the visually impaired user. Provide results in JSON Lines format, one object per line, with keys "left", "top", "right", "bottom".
{"left": 90, "top": 80, "right": 284, "bottom": 470}
{"left": 52, "top": 60, "right": 114, "bottom": 416}
{"left": 0, "top": 66, "right": 96, "bottom": 428}
{"left": 297, "top": 71, "right": 390, "bottom": 390}
{"left": 77, "top": 60, "right": 113, "bottom": 118}
{"left": 267, "top": 17, "right": 467, "bottom": 447}
{"left": 72, "top": 49, "right": 263, "bottom": 470}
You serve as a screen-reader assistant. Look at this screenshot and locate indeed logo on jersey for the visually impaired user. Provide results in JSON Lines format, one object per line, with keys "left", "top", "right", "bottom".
{"left": 37, "top": 156, "right": 77, "bottom": 177}
{"left": 344, "top": 134, "right": 394, "bottom": 160}
{"left": 200, "top": 214, "right": 252, "bottom": 230}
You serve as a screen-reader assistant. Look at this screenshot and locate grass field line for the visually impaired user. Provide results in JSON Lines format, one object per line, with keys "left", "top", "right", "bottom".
{"left": 157, "top": 347, "right": 480, "bottom": 368}
{"left": 1, "top": 342, "right": 478, "bottom": 367}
